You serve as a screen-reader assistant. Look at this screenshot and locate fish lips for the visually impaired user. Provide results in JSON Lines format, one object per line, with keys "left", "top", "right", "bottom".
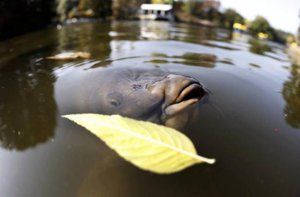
{"left": 164, "top": 82, "right": 206, "bottom": 116}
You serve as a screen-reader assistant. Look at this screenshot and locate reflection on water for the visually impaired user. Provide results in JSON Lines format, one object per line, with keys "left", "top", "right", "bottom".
{"left": 249, "top": 63, "right": 261, "bottom": 68}
{"left": 56, "top": 22, "right": 112, "bottom": 60}
{"left": 147, "top": 52, "right": 217, "bottom": 67}
{"left": 0, "top": 20, "right": 300, "bottom": 196}
{"left": 218, "top": 58, "right": 234, "bottom": 65}
{"left": 282, "top": 64, "right": 300, "bottom": 128}
{"left": 249, "top": 38, "right": 272, "bottom": 55}
{"left": 0, "top": 59, "right": 57, "bottom": 150}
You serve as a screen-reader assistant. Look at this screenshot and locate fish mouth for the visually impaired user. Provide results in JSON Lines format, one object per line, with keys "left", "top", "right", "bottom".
{"left": 147, "top": 74, "right": 207, "bottom": 118}
{"left": 164, "top": 81, "right": 206, "bottom": 116}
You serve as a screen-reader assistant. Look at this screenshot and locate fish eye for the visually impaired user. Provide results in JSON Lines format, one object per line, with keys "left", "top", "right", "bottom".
{"left": 109, "top": 99, "right": 120, "bottom": 107}
{"left": 107, "top": 92, "right": 123, "bottom": 107}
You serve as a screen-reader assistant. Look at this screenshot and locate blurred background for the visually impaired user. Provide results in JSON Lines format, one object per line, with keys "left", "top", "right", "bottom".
{"left": 1, "top": 0, "right": 297, "bottom": 65}
{"left": 0, "top": 0, "right": 299, "bottom": 44}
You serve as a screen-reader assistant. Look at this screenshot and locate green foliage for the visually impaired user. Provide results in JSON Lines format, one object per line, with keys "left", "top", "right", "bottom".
{"left": 220, "top": 9, "right": 245, "bottom": 30}
{"left": 202, "top": 8, "right": 221, "bottom": 23}
{"left": 187, "top": 7, "right": 245, "bottom": 30}
{"left": 56, "top": 0, "right": 112, "bottom": 22}
{"left": 248, "top": 16, "right": 272, "bottom": 37}
{"left": 271, "top": 29, "right": 294, "bottom": 44}
{"left": 113, "top": 0, "right": 147, "bottom": 19}
{"left": 173, "top": 3, "right": 291, "bottom": 45}
{"left": 248, "top": 15, "right": 292, "bottom": 44}
{"left": 81, "top": 0, "right": 112, "bottom": 18}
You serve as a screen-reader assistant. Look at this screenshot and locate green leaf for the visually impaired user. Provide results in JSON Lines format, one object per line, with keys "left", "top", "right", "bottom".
{"left": 63, "top": 114, "right": 215, "bottom": 174}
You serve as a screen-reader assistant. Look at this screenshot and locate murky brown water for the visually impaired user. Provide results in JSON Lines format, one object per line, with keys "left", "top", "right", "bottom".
{"left": 0, "top": 21, "right": 300, "bottom": 197}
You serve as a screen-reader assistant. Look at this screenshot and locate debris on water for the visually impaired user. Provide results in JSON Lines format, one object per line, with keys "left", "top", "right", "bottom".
{"left": 46, "top": 52, "right": 91, "bottom": 60}
{"left": 218, "top": 58, "right": 234, "bottom": 65}
{"left": 282, "top": 65, "right": 289, "bottom": 70}
{"left": 249, "top": 63, "right": 261, "bottom": 68}
{"left": 145, "top": 59, "right": 169, "bottom": 64}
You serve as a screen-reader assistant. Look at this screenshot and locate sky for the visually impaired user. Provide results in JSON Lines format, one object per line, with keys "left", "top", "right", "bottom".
{"left": 220, "top": 0, "right": 300, "bottom": 33}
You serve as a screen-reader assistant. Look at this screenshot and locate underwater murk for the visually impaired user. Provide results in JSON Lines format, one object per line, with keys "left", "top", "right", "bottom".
{"left": 0, "top": 21, "right": 300, "bottom": 196}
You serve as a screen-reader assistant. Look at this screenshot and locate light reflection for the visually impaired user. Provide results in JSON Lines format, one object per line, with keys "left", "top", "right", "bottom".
{"left": 0, "top": 65, "right": 57, "bottom": 150}
{"left": 282, "top": 64, "right": 300, "bottom": 128}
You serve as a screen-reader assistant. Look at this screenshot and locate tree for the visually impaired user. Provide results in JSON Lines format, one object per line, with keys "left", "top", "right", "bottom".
{"left": 248, "top": 16, "right": 272, "bottom": 37}
{"left": 271, "top": 29, "right": 293, "bottom": 44}
{"left": 113, "top": 0, "right": 148, "bottom": 19}
{"left": 56, "top": 0, "right": 112, "bottom": 22}
{"left": 220, "top": 9, "right": 245, "bottom": 30}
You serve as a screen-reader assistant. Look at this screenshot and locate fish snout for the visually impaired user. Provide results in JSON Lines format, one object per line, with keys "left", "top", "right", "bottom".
{"left": 163, "top": 74, "right": 206, "bottom": 116}
{"left": 147, "top": 74, "right": 206, "bottom": 128}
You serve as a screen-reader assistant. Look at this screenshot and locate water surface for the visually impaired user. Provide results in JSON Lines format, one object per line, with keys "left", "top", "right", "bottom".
{"left": 0, "top": 21, "right": 299, "bottom": 197}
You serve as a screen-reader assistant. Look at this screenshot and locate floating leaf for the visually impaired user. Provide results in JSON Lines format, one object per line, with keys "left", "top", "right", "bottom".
{"left": 46, "top": 51, "right": 91, "bottom": 60}
{"left": 63, "top": 114, "right": 215, "bottom": 174}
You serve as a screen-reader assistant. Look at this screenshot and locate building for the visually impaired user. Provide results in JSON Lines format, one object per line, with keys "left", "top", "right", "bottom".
{"left": 140, "top": 4, "right": 173, "bottom": 20}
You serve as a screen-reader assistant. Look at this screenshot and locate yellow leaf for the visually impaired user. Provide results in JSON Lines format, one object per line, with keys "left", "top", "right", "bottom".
{"left": 63, "top": 114, "right": 215, "bottom": 174}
